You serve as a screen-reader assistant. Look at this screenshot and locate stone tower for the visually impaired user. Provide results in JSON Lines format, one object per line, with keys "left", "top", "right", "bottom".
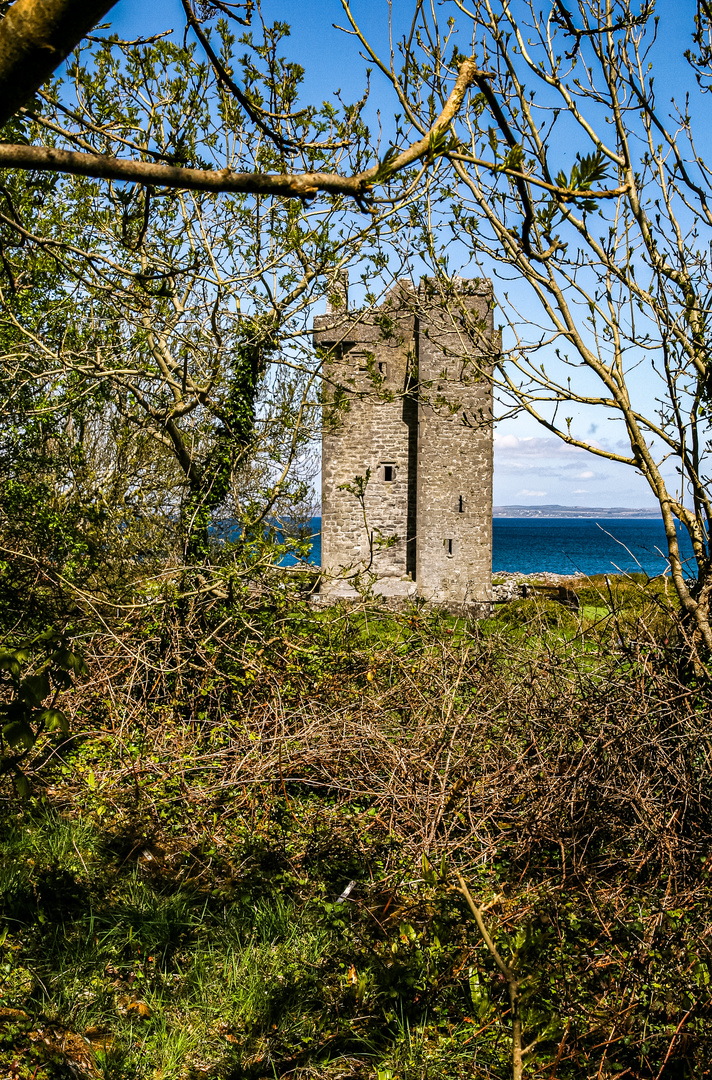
{"left": 313, "top": 278, "right": 495, "bottom": 614}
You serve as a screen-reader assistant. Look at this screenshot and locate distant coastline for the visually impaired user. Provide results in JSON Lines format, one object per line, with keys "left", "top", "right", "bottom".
{"left": 295, "top": 513, "right": 690, "bottom": 575}
{"left": 493, "top": 504, "right": 661, "bottom": 519}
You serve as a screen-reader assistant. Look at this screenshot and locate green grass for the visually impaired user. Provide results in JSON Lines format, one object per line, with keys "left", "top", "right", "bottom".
{"left": 0, "top": 808, "right": 366, "bottom": 1078}
{"left": 579, "top": 603, "right": 610, "bottom": 621}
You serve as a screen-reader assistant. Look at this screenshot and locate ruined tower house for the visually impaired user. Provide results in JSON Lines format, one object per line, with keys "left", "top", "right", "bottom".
{"left": 313, "top": 278, "right": 495, "bottom": 615}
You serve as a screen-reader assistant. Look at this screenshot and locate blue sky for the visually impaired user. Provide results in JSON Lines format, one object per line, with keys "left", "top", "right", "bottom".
{"left": 100, "top": 0, "right": 703, "bottom": 509}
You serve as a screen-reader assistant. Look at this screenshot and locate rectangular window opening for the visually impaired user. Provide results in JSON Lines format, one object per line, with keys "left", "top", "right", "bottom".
{"left": 383, "top": 464, "right": 394, "bottom": 482}
{"left": 458, "top": 495, "right": 464, "bottom": 513}
{"left": 445, "top": 538, "right": 454, "bottom": 557}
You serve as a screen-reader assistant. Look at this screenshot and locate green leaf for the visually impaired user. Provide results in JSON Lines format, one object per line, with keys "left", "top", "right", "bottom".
{"left": 13, "top": 772, "right": 31, "bottom": 799}
{"left": 0, "top": 651, "right": 23, "bottom": 676}
{"left": 37, "top": 708, "right": 69, "bottom": 734}
{"left": 422, "top": 852, "right": 437, "bottom": 886}
{"left": 2, "top": 720, "right": 36, "bottom": 749}
{"left": 427, "top": 128, "right": 449, "bottom": 160}
{"left": 51, "top": 669, "right": 74, "bottom": 690}
{"left": 499, "top": 143, "right": 524, "bottom": 171}
{"left": 68, "top": 651, "right": 89, "bottom": 677}
{"left": 19, "top": 672, "right": 50, "bottom": 706}
{"left": 50, "top": 648, "right": 88, "bottom": 676}
{"left": 555, "top": 149, "right": 609, "bottom": 211}
{"left": 573, "top": 148, "right": 609, "bottom": 188}
{"left": 372, "top": 145, "right": 400, "bottom": 183}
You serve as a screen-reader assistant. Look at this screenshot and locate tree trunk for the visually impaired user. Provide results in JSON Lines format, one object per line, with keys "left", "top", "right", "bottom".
{"left": 0, "top": 0, "right": 119, "bottom": 127}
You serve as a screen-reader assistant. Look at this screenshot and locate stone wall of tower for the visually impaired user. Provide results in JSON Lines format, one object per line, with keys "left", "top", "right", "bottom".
{"left": 415, "top": 283, "right": 494, "bottom": 611}
{"left": 314, "top": 279, "right": 494, "bottom": 612}
{"left": 315, "top": 287, "right": 417, "bottom": 598}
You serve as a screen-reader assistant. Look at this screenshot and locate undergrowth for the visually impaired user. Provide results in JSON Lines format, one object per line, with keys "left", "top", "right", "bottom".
{"left": 0, "top": 575, "right": 710, "bottom": 1079}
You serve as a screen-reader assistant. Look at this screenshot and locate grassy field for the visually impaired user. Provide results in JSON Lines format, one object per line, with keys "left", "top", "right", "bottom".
{"left": 0, "top": 575, "right": 710, "bottom": 1079}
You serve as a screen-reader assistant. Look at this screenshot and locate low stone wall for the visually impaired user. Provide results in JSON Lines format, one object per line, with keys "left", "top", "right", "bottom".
{"left": 492, "top": 572, "right": 584, "bottom": 610}
{"left": 309, "top": 569, "right": 585, "bottom": 616}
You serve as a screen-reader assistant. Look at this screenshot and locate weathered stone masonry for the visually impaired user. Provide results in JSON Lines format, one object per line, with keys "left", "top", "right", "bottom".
{"left": 313, "top": 279, "right": 495, "bottom": 614}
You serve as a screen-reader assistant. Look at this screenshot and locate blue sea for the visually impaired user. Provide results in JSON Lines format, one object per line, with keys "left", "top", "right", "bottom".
{"left": 295, "top": 517, "right": 697, "bottom": 578}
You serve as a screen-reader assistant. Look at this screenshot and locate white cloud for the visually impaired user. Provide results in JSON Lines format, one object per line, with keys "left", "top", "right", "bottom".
{"left": 494, "top": 433, "right": 517, "bottom": 448}
{"left": 494, "top": 433, "right": 601, "bottom": 461}
{"left": 493, "top": 422, "right": 672, "bottom": 507}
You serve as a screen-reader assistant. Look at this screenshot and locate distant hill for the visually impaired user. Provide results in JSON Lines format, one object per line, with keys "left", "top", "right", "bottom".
{"left": 493, "top": 504, "right": 661, "bottom": 519}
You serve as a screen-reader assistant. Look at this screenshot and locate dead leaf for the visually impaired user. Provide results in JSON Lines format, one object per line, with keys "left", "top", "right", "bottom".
{"left": 0, "top": 1007, "right": 30, "bottom": 1023}
{"left": 126, "top": 1000, "right": 152, "bottom": 1019}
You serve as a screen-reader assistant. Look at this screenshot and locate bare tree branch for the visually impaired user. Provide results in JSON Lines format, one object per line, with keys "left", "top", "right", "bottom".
{"left": 179, "top": 0, "right": 290, "bottom": 151}
{"left": 0, "top": 58, "right": 477, "bottom": 201}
